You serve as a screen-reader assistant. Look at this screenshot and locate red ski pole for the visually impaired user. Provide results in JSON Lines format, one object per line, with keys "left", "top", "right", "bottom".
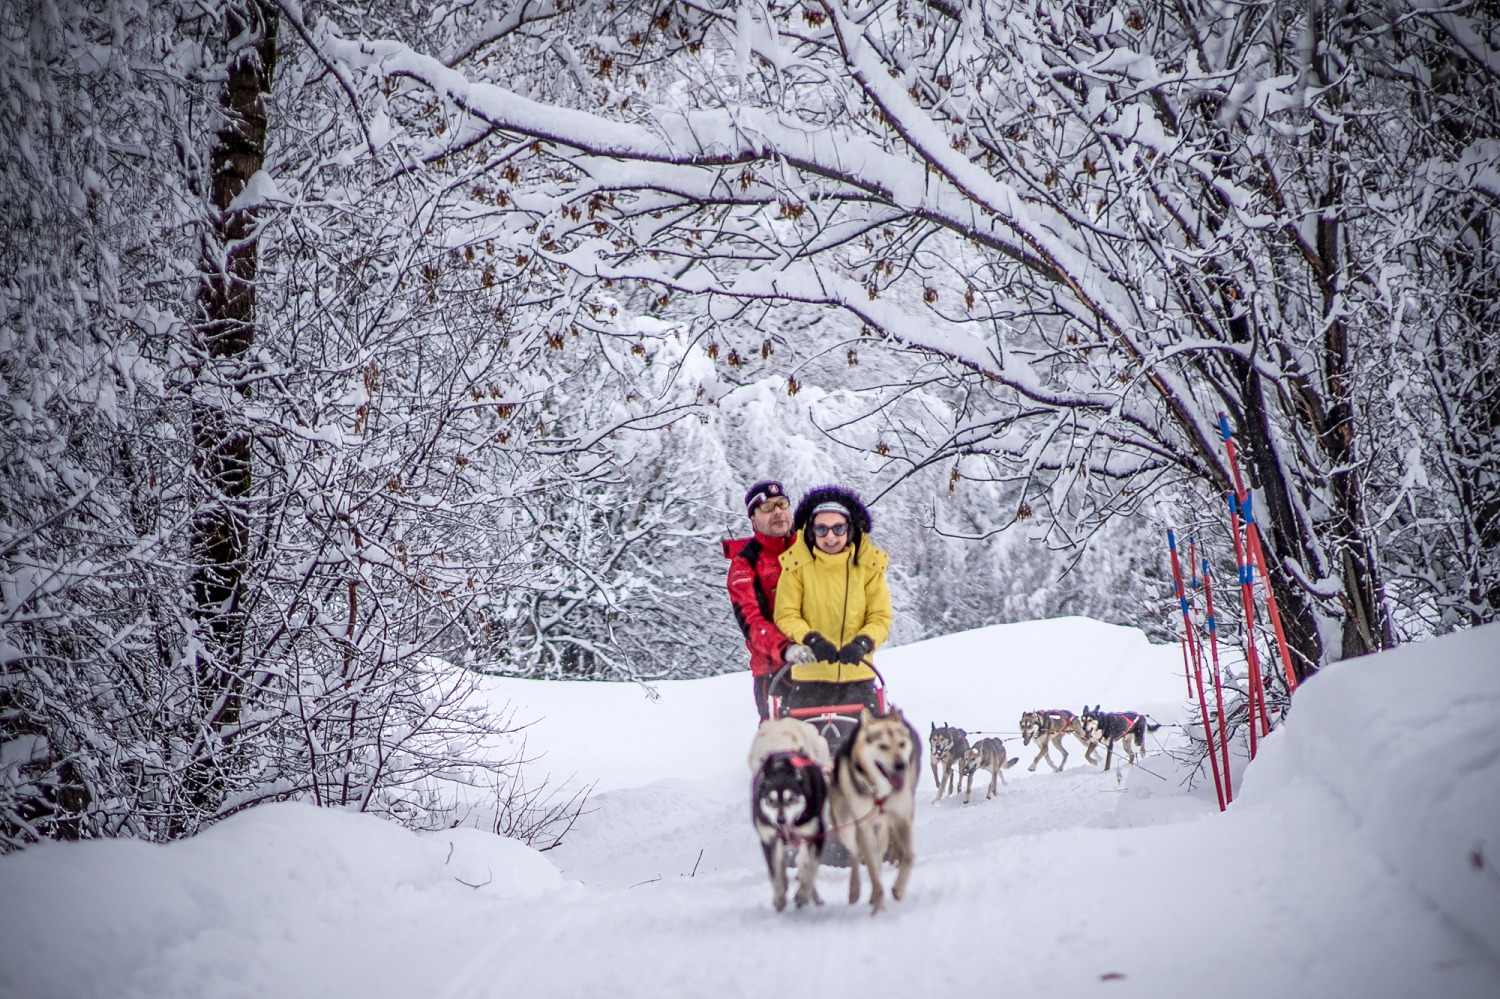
{"left": 1186, "top": 532, "right": 1222, "bottom": 768}
{"left": 1227, "top": 491, "right": 1269, "bottom": 753}
{"left": 1186, "top": 533, "right": 1204, "bottom": 695}
{"left": 1219, "top": 414, "right": 1299, "bottom": 697}
{"left": 1186, "top": 533, "right": 1212, "bottom": 703}
{"left": 1169, "top": 530, "right": 1226, "bottom": 811}
{"left": 1240, "top": 493, "right": 1298, "bottom": 699}
{"left": 1201, "top": 555, "right": 1233, "bottom": 805}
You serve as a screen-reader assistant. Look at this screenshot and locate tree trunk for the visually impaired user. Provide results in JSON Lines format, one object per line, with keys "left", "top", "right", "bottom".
{"left": 1456, "top": 212, "right": 1500, "bottom": 623}
{"left": 1428, "top": 27, "right": 1500, "bottom": 626}
{"left": 1237, "top": 382, "right": 1325, "bottom": 684}
{"left": 188, "top": 0, "right": 277, "bottom": 818}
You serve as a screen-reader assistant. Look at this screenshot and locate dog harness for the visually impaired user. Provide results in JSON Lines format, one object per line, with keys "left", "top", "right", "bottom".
{"left": 1089, "top": 711, "right": 1142, "bottom": 737}
{"left": 786, "top": 751, "right": 820, "bottom": 771}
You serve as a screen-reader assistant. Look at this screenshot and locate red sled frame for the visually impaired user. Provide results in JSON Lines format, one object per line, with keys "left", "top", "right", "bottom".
{"left": 767, "top": 663, "right": 888, "bottom": 757}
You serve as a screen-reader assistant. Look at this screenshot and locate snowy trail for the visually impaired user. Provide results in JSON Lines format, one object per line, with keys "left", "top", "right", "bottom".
{"left": 429, "top": 619, "right": 1499, "bottom": 998}
{"left": 2, "top": 619, "right": 1497, "bottom": 999}
{"left": 466, "top": 752, "right": 1490, "bottom": 999}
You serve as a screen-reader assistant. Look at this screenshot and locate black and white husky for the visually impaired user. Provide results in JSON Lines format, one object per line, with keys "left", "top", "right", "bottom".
{"left": 751, "top": 750, "right": 828, "bottom": 911}
{"left": 1079, "top": 705, "right": 1160, "bottom": 769}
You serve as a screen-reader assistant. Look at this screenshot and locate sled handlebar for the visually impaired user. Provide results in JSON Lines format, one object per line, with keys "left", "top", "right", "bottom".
{"left": 768, "top": 658, "right": 886, "bottom": 699}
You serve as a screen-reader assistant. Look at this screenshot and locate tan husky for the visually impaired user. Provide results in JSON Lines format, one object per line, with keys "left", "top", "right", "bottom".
{"left": 960, "top": 737, "right": 1019, "bottom": 802}
{"left": 828, "top": 706, "right": 921, "bottom": 915}
{"left": 1019, "top": 709, "right": 1099, "bottom": 771}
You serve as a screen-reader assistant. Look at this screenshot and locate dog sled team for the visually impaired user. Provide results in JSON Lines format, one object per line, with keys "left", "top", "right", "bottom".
{"left": 725, "top": 478, "right": 1157, "bottom": 915}
{"left": 936, "top": 705, "right": 1161, "bottom": 788}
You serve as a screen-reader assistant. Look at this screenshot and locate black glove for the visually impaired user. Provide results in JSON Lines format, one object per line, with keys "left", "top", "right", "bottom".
{"left": 838, "top": 635, "right": 874, "bottom": 664}
{"left": 804, "top": 632, "right": 839, "bottom": 663}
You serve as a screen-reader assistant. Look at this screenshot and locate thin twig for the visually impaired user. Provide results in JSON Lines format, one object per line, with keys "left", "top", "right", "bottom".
{"left": 455, "top": 869, "right": 493, "bottom": 889}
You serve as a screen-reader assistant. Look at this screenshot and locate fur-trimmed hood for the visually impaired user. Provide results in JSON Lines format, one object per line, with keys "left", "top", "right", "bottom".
{"left": 793, "top": 485, "right": 872, "bottom": 533}
{"left": 793, "top": 485, "right": 873, "bottom": 560}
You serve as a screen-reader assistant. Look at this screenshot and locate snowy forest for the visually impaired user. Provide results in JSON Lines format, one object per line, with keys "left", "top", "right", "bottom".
{"left": 2, "top": 0, "right": 1496, "bottom": 850}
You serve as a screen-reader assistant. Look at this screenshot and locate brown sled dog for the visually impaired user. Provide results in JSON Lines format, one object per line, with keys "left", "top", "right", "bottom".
{"left": 960, "top": 737, "right": 1018, "bottom": 802}
{"left": 1019, "top": 709, "right": 1100, "bottom": 771}
{"left": 829, "top": 706, "right": 921, "bottom": 915}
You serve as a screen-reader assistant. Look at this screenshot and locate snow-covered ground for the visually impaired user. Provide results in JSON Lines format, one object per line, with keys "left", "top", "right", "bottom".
{"left": 2, "top": 617, "right": 1497, "bottom": 999}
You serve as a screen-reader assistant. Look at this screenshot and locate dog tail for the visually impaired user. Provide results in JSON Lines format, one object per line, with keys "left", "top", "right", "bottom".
{"left": 1002, "top": 756, "right": 1018, "bottom": 770}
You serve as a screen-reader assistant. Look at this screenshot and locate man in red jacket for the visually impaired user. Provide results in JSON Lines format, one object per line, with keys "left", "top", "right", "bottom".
{"left": 723, "top": 479, "right": 799, "bottom": 720}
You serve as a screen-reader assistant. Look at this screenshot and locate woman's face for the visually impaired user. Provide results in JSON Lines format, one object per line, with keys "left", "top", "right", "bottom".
{"left": 812, "top": 512, "right": 850, "bottom": 555}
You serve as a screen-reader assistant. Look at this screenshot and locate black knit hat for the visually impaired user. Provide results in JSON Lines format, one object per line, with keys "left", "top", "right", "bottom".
{"left": 744, "top": 480, "right": 787, "bottom": 517}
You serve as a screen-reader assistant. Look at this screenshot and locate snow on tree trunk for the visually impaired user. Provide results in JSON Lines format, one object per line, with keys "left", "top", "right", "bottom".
{"left": 187, "top": 0, "right": 278, "bottom": 821}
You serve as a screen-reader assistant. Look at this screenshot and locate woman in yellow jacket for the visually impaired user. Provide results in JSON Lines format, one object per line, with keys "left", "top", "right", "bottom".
{"left": 774, "top": 485, "right": 892, "bottom": 713}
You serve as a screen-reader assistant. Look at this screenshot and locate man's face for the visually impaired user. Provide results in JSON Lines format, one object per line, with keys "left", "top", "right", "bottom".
{"left": 751, "top": 497, "right": 792, "bottom": 537}
{"left": 812, "top": 512, "right": 850, "bottom": 554}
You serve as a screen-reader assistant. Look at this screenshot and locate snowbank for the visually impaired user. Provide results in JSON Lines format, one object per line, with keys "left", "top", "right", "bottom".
{"left": 0, "top": 802, "right": 565, "bottom": 999}
{"left": 1242, "top": 624, "right": 1500, "bottom": 960}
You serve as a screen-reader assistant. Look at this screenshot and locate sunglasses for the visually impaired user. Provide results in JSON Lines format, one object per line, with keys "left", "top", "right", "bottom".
{"left": 813, "top": 522, "right": 848, "bottom": 538}
{"left": 756, "top": 497, "right": 790, "bottom": 513}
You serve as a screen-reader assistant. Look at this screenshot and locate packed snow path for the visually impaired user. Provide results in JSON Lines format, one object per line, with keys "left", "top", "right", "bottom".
{"left": 2, "top": 619, "right": 1497, "bottom": 999}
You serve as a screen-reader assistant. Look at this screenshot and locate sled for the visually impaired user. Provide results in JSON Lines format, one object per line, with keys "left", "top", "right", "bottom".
{"left": 767, "top": 663, "right": 888, "bottom": 758}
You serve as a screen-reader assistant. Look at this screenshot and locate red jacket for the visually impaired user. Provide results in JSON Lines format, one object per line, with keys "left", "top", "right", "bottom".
{"left": 723, "top": 530, "right": 795, "bottom": 677}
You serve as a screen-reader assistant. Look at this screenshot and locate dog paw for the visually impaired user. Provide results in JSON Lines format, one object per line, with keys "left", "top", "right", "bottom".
{"left": 774, "top": 895, "right": 786, "bottom": 912}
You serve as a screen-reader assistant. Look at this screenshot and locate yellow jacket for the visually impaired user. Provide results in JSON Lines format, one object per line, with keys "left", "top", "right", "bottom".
{"left": 774, "top": 537, "right": 892, "bottom": 683}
